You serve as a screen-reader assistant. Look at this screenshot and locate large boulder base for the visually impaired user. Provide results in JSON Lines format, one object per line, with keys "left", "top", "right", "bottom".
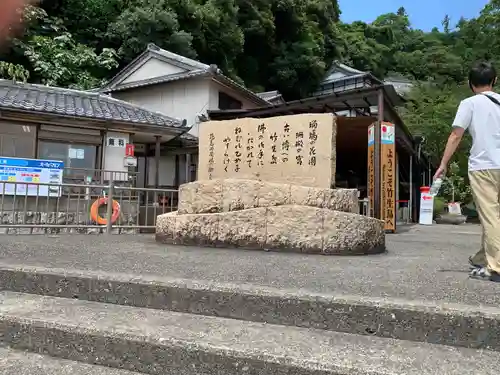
{"left": 178, "top": 179, "right": 358, "bottom": 215}
{"left": 156, "top": 205, "right": 385, "bottom": 255}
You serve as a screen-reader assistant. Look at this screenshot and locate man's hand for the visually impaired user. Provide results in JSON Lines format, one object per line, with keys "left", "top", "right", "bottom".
{"left": 433, "top": 164, "right": 447, "bottom": 181}
{"left": 435, "top": 127, "right": 464, "bottom": 182}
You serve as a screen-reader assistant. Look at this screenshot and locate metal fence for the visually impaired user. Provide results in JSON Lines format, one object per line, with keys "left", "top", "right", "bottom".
{"left": 0, "top": 180, "right": 377, "bottom": 235}
{"left": 62, "top": 167, "right": 139, "bottom": 185}
{"left": 0, "top": 180, "right": 177, "bottom": 234}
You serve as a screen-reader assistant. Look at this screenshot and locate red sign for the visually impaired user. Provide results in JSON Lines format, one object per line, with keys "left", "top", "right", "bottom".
{"left": 125, "top": 144, "right": 135, "bottom": 156}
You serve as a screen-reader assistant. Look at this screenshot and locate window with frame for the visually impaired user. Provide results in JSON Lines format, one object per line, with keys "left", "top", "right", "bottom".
{"left": 0, "top": 124, "right": 36, "bottom": 158}
{"left": 38, "top": 141, "right": 97, "bottom": 178}
{"left": 218, "top": 92, "right": 242, "bottom": 110}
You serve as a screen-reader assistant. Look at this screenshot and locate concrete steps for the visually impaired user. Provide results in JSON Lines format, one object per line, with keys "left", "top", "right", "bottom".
{"left": 1, "top": 262, "right": 499, "bottom": 374}
{"left": 1, "top": 263, "right": 499, "bottom": 351}
{"left": 0, "top": 291, "right": 498, "bottom": 375}
{"left": 0, "top": 346, "right": 143, "bottom": 375}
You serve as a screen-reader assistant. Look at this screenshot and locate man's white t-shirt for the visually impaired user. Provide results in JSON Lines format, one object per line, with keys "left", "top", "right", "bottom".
{"left": 453, "top": 91, "right": 500, "bottom": 171}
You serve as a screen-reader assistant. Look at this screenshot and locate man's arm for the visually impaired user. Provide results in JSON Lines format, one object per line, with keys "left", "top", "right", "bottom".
{"left": 434, "top": 100, "right": 472, "bottom": 180}
{"left": 440, "top": 127, "right": 465, "bottom": 165}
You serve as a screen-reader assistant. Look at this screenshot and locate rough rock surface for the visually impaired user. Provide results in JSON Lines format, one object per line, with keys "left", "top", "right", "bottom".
{"left": 0, "top": 211, "right": 138, "bottom": 234}
{"left": 178, "top": 179, "right": 358, "bottom": 215}
{"left": 156, "top": 205, "right": 384, "bottom": 255}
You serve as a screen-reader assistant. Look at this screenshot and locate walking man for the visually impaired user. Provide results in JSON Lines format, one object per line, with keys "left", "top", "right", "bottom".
{"left": 434, "top": 61, "right": 500, "bottom": 282}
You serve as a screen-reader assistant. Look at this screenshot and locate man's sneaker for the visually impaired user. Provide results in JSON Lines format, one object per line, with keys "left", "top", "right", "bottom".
{"left": 469, "top": 267, "right": 500, "bottom": 282}
{"left": 469, "top": 256, "right": 484, "bottom": 269}
{"left": 470, "top": 266, "right": 490, "bottom": 279}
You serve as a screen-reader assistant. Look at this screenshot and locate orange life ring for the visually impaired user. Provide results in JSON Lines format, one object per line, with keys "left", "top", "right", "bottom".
{"left": 90, "top": 197, "right": 120, "bottom": 225}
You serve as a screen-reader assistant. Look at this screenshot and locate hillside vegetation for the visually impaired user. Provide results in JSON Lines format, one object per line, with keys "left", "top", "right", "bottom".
{"left": 1, "top": 0, "right": 499, "bottom": 190}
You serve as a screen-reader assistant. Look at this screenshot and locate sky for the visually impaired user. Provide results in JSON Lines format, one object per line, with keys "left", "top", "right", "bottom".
{"left": 339, "top": 0, "right": 490, "bottom": 31}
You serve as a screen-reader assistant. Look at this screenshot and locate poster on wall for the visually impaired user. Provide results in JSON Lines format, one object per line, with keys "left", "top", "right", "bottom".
{"left": 0, "top": 157, "right": 64, "bottom": 197}
{"left": 107, "top": 137, "right": 126, "bottom": 148}
{"left": 367, "top": 122, "right": 396, "bottom": 232}
{"left": 367, "top": 124, "right": 375, "bottom": 218}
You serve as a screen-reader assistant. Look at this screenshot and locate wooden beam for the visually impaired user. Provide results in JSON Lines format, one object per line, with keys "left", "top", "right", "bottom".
{"left": 185, "top": 153, "right": 191, "bottom": 183}
{"left": 373, "top": 88, "right": 384, "bottom": 220}
{"left": 154, "top": 136, "right": 161, "bottom": 188}
{"left": 174, "top": 155, "right": 180, "bottom": 188}
{"left": 238, "top": 89, "right": 380, "bottom": 118}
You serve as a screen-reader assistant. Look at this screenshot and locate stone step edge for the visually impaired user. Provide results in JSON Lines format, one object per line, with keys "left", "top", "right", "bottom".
{"left": 1, "top": 263, "right": 499, "bottom": 351}
{"left": 0, "top": 291, "right": 497, "bottom": 375}
{"left": 0, "top": 346, "right": 144, "bottom": 375}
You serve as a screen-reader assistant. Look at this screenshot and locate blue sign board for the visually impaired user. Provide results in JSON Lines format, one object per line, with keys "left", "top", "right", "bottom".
{"left": 0, "top": 157, "right": 64, "bottom": 197}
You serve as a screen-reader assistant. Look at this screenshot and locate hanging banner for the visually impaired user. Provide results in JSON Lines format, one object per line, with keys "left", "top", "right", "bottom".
{"left": 367, "top": 122, "right": 396, "bottom": 232}
{"left": 381, "top": 122, "right": 396, "bottom": 232}
{"left": 367, "top": 124, "right": 375, "bottom": 218}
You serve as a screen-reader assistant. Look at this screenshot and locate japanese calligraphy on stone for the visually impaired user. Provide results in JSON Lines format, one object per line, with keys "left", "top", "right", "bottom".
{"left": 198, "top": 114, "right": 336, "bottom": 188}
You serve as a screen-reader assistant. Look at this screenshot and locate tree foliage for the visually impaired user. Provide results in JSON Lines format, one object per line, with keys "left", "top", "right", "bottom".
{"left": 2, "top": 1, "right": 496, "bottom": 95}
{"left": 1, "top": 0, "right": 500, "bottom": 183}
{"left": 1, "top": 5, "right": 118, "bottom": 88}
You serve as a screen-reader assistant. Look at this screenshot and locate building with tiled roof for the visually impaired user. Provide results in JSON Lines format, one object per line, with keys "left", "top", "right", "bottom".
{"left": 0, "top": 79, "right": 184, "bottom": 129}
{"left": 0, "top": 78, "right": 191, "bottom": 189}
{"left": 101, "top": 43, "right": 270, "bottom": 139}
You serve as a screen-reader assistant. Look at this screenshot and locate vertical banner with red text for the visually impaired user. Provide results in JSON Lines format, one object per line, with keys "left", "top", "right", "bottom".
{"left": 367, "top": 122, "right": 396, "bottom": 232}
{"left": 367, "top": 124, "right": 375, "bottom": 218}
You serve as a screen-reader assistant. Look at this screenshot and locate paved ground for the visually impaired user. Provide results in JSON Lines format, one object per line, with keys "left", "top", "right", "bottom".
{"left": 1, "top": 224, "right": 499, "bottom": 306}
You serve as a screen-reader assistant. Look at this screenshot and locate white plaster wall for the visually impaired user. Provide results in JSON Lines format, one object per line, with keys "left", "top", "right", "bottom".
{"left": 113, "top": 78, "right": 211, "bottom": 137}
{"left": 123, "top": 59, "right": 185, "bottom": 85}
{"left": 103, "top": 131, "right": 130, "bottom": 181}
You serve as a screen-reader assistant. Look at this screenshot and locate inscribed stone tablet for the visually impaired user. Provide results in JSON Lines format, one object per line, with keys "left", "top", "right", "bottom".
{"left": 199, "top": 114, "right": 336, "bottom": 188}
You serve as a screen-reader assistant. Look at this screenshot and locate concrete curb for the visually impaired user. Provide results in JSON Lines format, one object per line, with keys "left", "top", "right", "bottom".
{"left": 0, "top": 291, "right": 498, "bottom": 375}
{"left": 1, "top": 264, "right": 500, "bottom": 351}
{"left": 0, "top": 346, "right": 144, "bottom": 374}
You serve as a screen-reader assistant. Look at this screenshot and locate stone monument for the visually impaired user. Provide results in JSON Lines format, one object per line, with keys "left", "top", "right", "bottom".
{"left": 156, "top": 113, "right": 385, "bottom": 255}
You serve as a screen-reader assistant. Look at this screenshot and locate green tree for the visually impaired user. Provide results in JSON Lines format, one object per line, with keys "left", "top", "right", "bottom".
{"left": 401, "top": 82, "right": 472, "bottom": 176}
{"left": 2, "top": 0, "right": 500, "bottom": 107}
{"left": 40, "top": 0, "right": 125, "bottom": 50}
{"left": 18, "top": 6, "right": 118, "bottom": 89}
{"left": 18, "top": 32, "right": 118, "bottom": 89}
{"left": 440, "top": 161, "right": 472, "bottom": 204}
{"left": 0, "top": 61, "right": 29, "bottom": 81}
{"left": 267, "top": 0, "right": 328, "bottom": 99}
{"left": 191, "top": 0, "right": 244, "bottom": 78}
{"left": 233, "top": 0, "right": 276, "bottom": 92}
{"left": 1, "top": 5, "right": 119, "bottom": 89}
{"left": 106, "top": 0, "right": 197, "bottom": 63}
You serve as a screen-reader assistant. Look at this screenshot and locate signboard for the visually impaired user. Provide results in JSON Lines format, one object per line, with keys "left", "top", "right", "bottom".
{"left": 199, "top": 114, "right": 336, "bottom": 188}
{"left": 381, "top": 122, "right": 396, "bottom": 232}
{"left": 107, "top": 137, "right": 126, "bottom": 148}
{"left": 124, "top": 156, "right": 137, "bottom": 167}
{"left": 125, "top": 144, "right": 135, "bottom": 157}
{"left": 367, "top": 122, "right": 396, "bottom": 232}
{"left": 367, "top": 125, "right": 375, "bottom": 218}
{"left": 419, "top": 187, "right": 434, "bottom": 225}
{"left": 68, "top": 148, "right": 85, "bottom": 160}
{"left": 0, "top": 157, "right": 64, "bottom": 197}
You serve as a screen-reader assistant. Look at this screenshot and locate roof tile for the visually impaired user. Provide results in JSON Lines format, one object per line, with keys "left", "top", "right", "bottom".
{"left": 0, "top": 79, "right": 183, "bottom": 128}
